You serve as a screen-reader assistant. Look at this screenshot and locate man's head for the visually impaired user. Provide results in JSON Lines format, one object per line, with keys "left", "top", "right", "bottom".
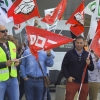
{"left": 0, "top": 25, "right": 8, "bottom": 41}
{"left": 74, "top": 36, "right": 85, "bottom": 51}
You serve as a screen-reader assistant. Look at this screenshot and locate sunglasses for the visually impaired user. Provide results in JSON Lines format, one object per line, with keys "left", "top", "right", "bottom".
{"left": 0, "top": 30, "right": 8, "bottom": 33}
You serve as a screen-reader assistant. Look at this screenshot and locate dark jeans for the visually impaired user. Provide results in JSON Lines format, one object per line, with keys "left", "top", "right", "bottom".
{"left": 24, "top": 78, "right": 46, "bottom": 100}
{"left": 47, "top": 88, "right": 51, "bottom": 100}
{"left": 19, "top": 77, "right": 24, "bottom": 100}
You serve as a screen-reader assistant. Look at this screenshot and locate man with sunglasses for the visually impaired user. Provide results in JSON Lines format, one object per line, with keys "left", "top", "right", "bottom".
{"left": 61, "top": 36, "right": 94, "bottom": 100}
{"left": 0, "top": 25, "right": 19, "bottom": 100}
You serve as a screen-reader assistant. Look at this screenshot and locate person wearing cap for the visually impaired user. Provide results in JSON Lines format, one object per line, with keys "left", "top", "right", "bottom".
{"left": 0, "top": 25, "right": 19, "bottom": 100}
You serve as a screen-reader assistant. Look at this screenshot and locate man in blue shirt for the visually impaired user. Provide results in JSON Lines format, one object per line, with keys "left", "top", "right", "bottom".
{"left": 20, "top": 46, "right": 54, "bottom": 100}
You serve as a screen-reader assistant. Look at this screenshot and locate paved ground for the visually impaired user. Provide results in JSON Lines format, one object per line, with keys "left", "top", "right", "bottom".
{"left": 22, "top": 86, "right": 100, "bottom": 100}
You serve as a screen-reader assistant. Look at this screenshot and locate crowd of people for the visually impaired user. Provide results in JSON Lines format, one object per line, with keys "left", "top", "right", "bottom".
{"left": 0, "top": 24, "right": 100, "bottom": 100}
{"left": 0, "top": 25, "right": 54, "bottom": 100}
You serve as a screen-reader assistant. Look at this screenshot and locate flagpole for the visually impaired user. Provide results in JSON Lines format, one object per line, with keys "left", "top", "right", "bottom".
{"left": 20, "top": 32, "right": 22, "bottom": 44}
{"left": 12, "top": 54, "right": 32, "bottom": 61}
{"left": 58, "top": 24, "right": 66, "bottom": 34}
{"left": 77, "top": 51, "right": 90, "bottom": 100}
{"left": 37, "top": 17, "right": 43, "bottom": 28}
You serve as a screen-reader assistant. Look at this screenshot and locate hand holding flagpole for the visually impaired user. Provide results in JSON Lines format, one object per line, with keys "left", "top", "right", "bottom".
{"left": 77, "top": 38, "right": 91, "bottom": 100}
{"left": 77, "top": 52, "right": 90, "bottom": 100}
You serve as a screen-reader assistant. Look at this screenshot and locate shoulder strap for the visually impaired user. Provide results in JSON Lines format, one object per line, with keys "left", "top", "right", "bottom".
{"left": 37, "top": 60, "right": 45, "bottom": 76}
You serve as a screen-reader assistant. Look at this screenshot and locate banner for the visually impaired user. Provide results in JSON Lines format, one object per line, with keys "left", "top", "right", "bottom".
{"left": 44, "top": 8, "right": 59, "bottom": 31}
{"left": 66, "top": 1, "right": 84, "bottom": 36}
{"left": 8, "top": 0, "right": 40, "bottom": 24}
{"left": 0, "top": 0, "right": 13, "bottom": 25}
{"left": 26, "top": 26, "right": 73, "bottom": 59}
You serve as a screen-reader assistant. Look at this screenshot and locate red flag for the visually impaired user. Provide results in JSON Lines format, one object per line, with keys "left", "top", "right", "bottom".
{"left": 90, "top": 30, "right": 100, "bottom": 57}
{"left": 26, "top": 26, "right": 73, "bottom": 59}
{"left": 70, "top": 25, "right": 84, "bottom": 36}
{"left": 41, "top": 0, "right": 67, "bottom": 25}
{"left": 66, "top": 1, "right": 84, "bottom": 36}
{"left": 96, "top": 20, "right": 100, "bottom": 32}
{"left": 7, "top": 0, "right": 40, "bottom": 24}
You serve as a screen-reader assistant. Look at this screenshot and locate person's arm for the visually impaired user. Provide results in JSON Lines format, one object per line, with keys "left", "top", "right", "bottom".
{"left": 0, "top": 60, "right": 14, "bottom": 69}
{"left": 50, "top": 50, "right": 55, "bottom": 59}
{"left": 61, "top": 52, "right": 70, "bottom": 79}
{"left": 96, "top": 59, "right": 100, "bottom": 69}
{"left": 87, "top": 55, "right": 94, "bottom": 71}
{"left": 45, "top": 50, "right": 54, "bottom": 67}
{"left": 0, "top": 62, "right": 6, "bottom": 68}
{"left": 20, "top": 51, "right": 27, "bottom": 80}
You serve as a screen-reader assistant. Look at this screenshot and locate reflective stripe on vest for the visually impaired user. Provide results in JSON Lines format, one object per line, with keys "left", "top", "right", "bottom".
{"left": 0, "top": 41, "right": 17, "bottom": 81}
{"left": 11, "top": 66, "right": 17, "bottom": 70}
{"left": 0, "top": 69, "right": 9, "bottom": 74}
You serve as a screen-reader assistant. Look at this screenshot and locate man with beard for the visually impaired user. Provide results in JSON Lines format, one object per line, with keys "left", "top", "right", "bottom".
{"left": 0, "top": 25, "right": 19, "bottom": 100}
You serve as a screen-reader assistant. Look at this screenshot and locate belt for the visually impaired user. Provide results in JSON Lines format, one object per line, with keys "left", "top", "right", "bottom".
{"left": 27, "top": 76, "right": 44, "bottom": 80}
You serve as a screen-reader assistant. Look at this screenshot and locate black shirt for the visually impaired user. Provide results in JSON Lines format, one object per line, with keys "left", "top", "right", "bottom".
{"left": 61, "top": 49, "right": 94, "bottom": 84}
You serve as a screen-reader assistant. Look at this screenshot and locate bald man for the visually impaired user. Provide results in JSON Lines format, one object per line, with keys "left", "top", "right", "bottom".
{"left": 0, "top": 25, "right": 19, "bottom": 100}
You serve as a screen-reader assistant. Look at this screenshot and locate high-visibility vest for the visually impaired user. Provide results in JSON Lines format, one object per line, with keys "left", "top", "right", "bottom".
{"left": 0, "top": 41, "right": 17, "bottom": 81}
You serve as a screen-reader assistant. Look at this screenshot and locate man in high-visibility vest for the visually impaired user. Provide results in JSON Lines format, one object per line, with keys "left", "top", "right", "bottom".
{"left": 0, "top": 25, "right": 19, "bottom": 100}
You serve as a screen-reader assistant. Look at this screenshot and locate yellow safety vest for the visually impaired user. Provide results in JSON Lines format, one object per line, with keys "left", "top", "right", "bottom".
{"left": 0, "top": 41, "right": 17, "bottom": 81}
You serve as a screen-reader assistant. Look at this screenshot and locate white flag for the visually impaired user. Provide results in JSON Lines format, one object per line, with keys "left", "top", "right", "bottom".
{"left": 88, "top": 21, "right": 97, "bottom": 39}
{"left": 87, "top": 0, "right": 99, "bottom": 39}
{"left": 0, "top": 8, "right": 12, "bottom": 25}
{"left": 93, "top": 0, "right": 100, "bottom": 19}
{"left": 14, "top": 18, "right": 35, "bottom": 34}
{"left": 84, "top": 0, "right": 100, "bottom": 19}
{"left": 0, "top": 0, "right": 13, "bottom": 25}
{"left": 84, "top": 0, "right": 96, "bottom": 16}
{"left": 44, "top": 8, "right": 59, "bottom": 31}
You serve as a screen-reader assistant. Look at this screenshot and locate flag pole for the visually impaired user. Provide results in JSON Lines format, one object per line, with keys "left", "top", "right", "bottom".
{"left": 12, "top": 54, "right": 32, "bottom": 61}
{"left": 58, "top": 24, "right": 66, "bottom": 34}
{"left": 77, "top": 53, "right": 90, "bottom": 100}
{"left": 77, "top": 30, "right": 94, "bottom": 100}
{"left": 20, "top": 32, "right": 22, "bottom": 44}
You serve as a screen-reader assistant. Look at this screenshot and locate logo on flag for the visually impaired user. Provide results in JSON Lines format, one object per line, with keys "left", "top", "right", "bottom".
{"left": 8, "top": 0, "right": 40, "bottom": 24}
{"left": 66, "top": 1, "right": 84, "bottom": 36}
{"left": 29, "top": 35, "right": 57, "bottom": 48}
{"left": 74, "top": 12, "right": 84, "bottom": 25}
{"left": 44, "top": 8, "right": 59, "bottom": 31}
{"left": 84, "top": 0, "right": 100, "bottom": 17}
{"left": 14, "top": 0, "right": 35, "bottom": 14}
{"left": 0, "top": 0, "right": 13, "bottom": 12}
{"left": 41, "top": 0, "right": 67, "bottom": 25}
{"left": 25, "top": 26, "right": 73, "bottom": 59}
{"left": 0, "top": 0, "right": 13, "bottom": 25}
{"left": 89, "top": 1, "right": 96, "bottom": 13}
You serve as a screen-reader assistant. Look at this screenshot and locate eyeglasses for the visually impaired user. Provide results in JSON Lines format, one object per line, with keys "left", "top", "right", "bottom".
{"left": 0, "top": 30, "right": 8, "bottom": 33}
{"left": 79, "top": 56, "right": 81, "bottom": 62}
